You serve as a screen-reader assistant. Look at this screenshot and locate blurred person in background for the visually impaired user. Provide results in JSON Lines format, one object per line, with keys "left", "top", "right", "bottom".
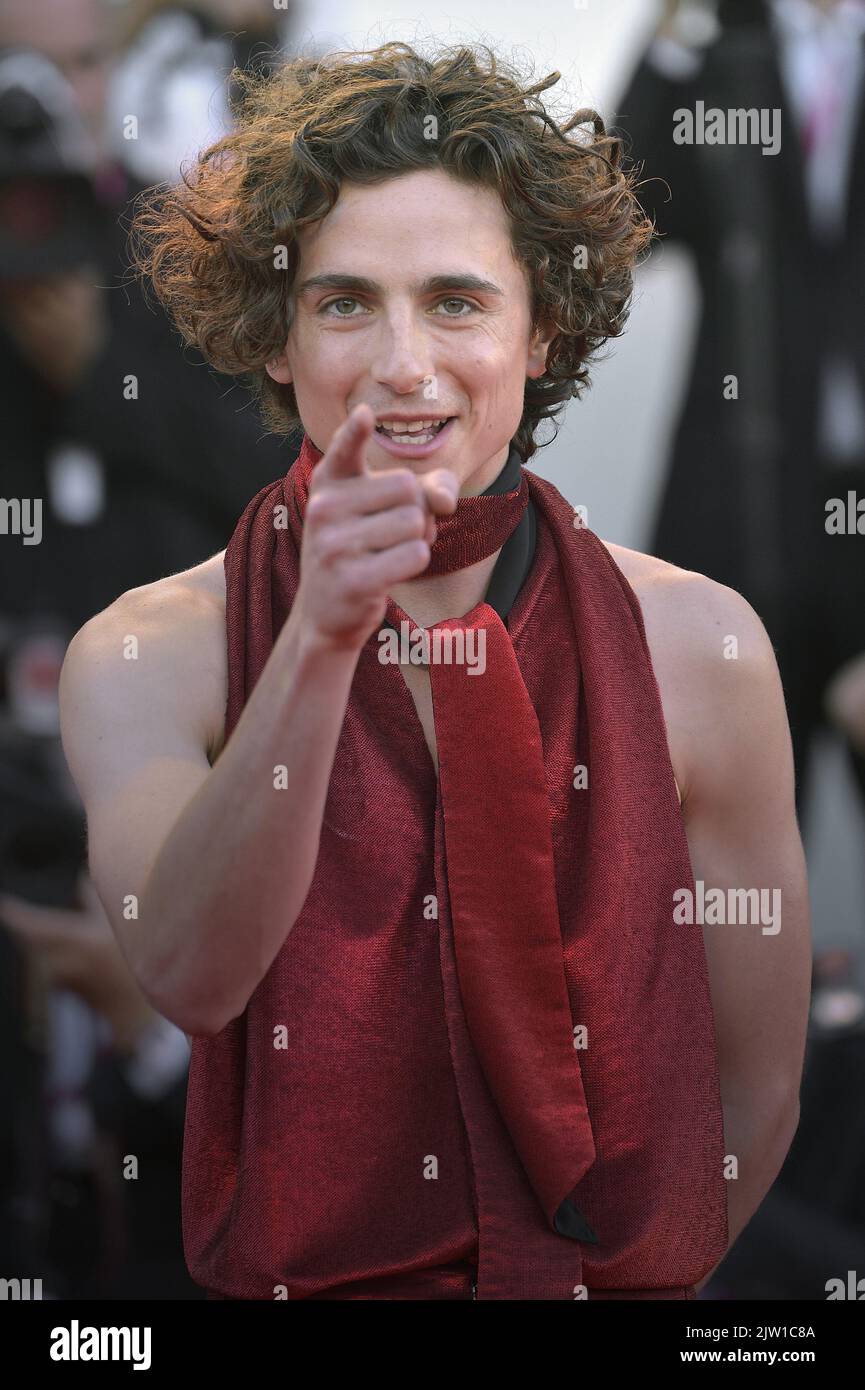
{"left": 107, "top": 0, "right": 295, "bottom": 185}
{"left": 616, "top": 0, "right": 865, "bottom": 817}
{"left": 0, "top": 0, "right": 294, "bottom": 1296}
{"left": 0, "top": 0, "right": 297, "bottom": 640}
{"left": 615, "top": 0, "right": 865, "bottom": 1299}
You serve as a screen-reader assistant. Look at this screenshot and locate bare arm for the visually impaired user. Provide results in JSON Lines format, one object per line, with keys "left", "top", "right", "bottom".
{"left": 60, "top": 592, "right": 361, "bottom": 1038}
{"left": 60, "top": 405, "right": 458, "bottom": 1037}
{"left": 669, "top": 575, "right": 812, "bottom": 1291}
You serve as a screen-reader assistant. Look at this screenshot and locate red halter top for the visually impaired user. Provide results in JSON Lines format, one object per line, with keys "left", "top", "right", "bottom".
{"left": 181, "top": 437, "right": 728, "bottom": 1300}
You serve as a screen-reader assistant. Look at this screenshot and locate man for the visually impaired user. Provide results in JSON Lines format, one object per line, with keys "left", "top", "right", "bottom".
{"left": 59, "top": 42, "right": 811, "bottom": 1300}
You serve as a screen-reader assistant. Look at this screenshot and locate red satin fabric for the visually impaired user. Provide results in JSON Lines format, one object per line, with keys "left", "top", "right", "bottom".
{"left": 181, "top": 437, "right": 729, "bottom": 1300}
{"left": 290, "top": 429, "right": 530, "bottom": 576}
{"left": 389, "top": 591, "right": 599, "bottom": 1272}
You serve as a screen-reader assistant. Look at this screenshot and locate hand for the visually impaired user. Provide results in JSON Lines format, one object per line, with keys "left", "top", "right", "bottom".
{"left": 293, "top": 403, "right": 459, "bottom": 653}
{"left": 0, "top": 869, "right": 160, "bottom": 1051}
{"left": 0, "top": 270, "right": 109, "bottom": 394}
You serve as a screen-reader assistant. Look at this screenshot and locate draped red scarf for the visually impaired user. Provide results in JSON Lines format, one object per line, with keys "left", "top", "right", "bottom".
{"left": 182, "top": 434, "right": 729, "bottom": 1300}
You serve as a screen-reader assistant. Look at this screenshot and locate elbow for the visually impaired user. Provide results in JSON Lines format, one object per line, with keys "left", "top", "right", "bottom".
{"left": 190, "top": 998, "right": 247, "bottom": 1038}
{"left": 762, "top": 1090, "right": 802, "bottom": 1195}
{"left": 777, "top": 1093, "right": 801, "bottom": 1152}
{"left": 140, "top": 973, "right": 240, "bottom": 1040}
{"left": 133, "top": 927, "right": 245, "bottom": 1038}
{"left": 153, "top": 998, "right": 234, "bottom": 1040}
{"left": 769, "top": 1077, "right": 802, "bottom": 1138}
{"left": 142, "top": 989, "right": 217, "bottom": 1039}
{"left": 721, "top": 1079, "right": 802, "bottom": 1152}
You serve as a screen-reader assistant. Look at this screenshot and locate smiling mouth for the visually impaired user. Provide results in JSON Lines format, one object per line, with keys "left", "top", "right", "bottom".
{"left": 375, "top": 417, "right": 454, "bottom": 443}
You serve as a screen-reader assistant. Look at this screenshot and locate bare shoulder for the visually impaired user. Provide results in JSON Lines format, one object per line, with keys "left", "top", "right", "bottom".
{"left": 597, "top": 539, "right": 782, "bottom": 805}
{"left": 61, "top": 551, "right": 228, "bottom": 767}
{"left": 598, "top": 539, "right": 769, "bottom": 646}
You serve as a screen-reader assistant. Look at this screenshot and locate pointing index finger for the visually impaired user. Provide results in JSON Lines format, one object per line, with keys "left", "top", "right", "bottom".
{"left": 314, "top": 404, "right": 375, "bottom": 483}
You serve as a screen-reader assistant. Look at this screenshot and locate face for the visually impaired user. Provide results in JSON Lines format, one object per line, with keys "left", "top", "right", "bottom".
{"left": 266, "top": 168, "right": 555, "bottom": 495}
{"left": 0, "top": 0, "right": 113, "bottom": 159}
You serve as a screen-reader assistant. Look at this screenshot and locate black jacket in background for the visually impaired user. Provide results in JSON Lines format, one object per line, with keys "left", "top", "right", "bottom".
{"left": 0, "top": 163, "right": 300, "bottom": 637}
{"left": 613, "top": 6, "right": 865, "bottom": 636}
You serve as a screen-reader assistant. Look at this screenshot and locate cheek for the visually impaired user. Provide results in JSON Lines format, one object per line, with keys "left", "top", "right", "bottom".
{"left": 467, "top": 348, "right": 528, "bottom": 395}
{"left": 289, "top": 323, "right": 355, "bottom": 381}
{"left": 460, "top": 323, "right": 528, "bottom": 377}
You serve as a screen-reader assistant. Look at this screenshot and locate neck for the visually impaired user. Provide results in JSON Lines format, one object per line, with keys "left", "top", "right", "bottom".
{"left": 387, "top": 441, "right": 513, "bottom": 622}
{"left": 388, "top": 548, "right": 503, "bottom": 628}
{"left": 458, "top": 443, "right": 510, "bottom": 497}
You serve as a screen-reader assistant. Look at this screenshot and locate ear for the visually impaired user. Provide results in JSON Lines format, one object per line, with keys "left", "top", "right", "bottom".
{"left": 526, "top": 314, "right": 557, "bottom": 380}
{"left": 265, "top": 350, "right": 292, "bottom": 385}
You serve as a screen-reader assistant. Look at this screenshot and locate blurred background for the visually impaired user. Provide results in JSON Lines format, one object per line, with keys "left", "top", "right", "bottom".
{"left": 1, "top": 0, "right": 864, "bottom": 1300}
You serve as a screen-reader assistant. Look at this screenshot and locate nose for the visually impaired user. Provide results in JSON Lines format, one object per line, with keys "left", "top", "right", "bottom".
{"left": 370, "top": 303, "right": 436, "bottom": 396}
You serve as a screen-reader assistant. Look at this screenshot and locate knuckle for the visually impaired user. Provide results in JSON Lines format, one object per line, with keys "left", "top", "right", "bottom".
{"left": 305, "top": 491, "right": 332, "bottom": 526}
{"left": 401, "top": 504, "right": 426, "bottom": 536}
{"left": 393, "top": 469, "right": 422, "bottom": 504}
{"left": 345, "top": 559, "right": 373, "bottom": 598}
{"left": 315, "top": 526, "right": 343, "bottom": 564}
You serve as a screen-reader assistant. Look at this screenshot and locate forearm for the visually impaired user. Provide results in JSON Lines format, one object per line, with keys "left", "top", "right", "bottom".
{"left": 694, "top": 1094, "right": 801, "bottom": 1293}
{"left": 136, "top": 610, "right": 360, "bottom": 1035}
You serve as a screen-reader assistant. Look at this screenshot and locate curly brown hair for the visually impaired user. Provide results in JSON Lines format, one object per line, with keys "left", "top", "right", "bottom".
{"left": 129, "top": 40, "right": 655, "bottom": 463}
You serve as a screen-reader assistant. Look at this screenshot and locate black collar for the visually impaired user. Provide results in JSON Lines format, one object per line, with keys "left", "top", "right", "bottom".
{"left": 479, "top": 444, "right": 537, "bottom": 622}
{"left": 382, "top": 442, "right": 537, "bottom": 627}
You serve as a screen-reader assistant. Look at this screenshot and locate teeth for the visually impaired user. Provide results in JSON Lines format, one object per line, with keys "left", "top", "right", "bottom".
{"left": 378, "top": 418, "right": 447, "bottom": 433}
{"left": 376, "top": 417, "right": 450, "bottom": 445}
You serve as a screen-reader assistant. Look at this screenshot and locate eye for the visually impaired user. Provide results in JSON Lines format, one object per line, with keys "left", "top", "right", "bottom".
{"left": 319, "top": 297, "right": 366, "bottom": 317}
{"left": 319, "top": 295, "right": 478, "bottom": 318}
{"left": 435, "top": 297, "right": 475, "bottom": 316}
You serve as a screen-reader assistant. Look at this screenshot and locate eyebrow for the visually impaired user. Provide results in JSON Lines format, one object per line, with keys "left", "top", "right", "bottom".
{"left": 295, "top": 272, "right": 504, "bottom": 299}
